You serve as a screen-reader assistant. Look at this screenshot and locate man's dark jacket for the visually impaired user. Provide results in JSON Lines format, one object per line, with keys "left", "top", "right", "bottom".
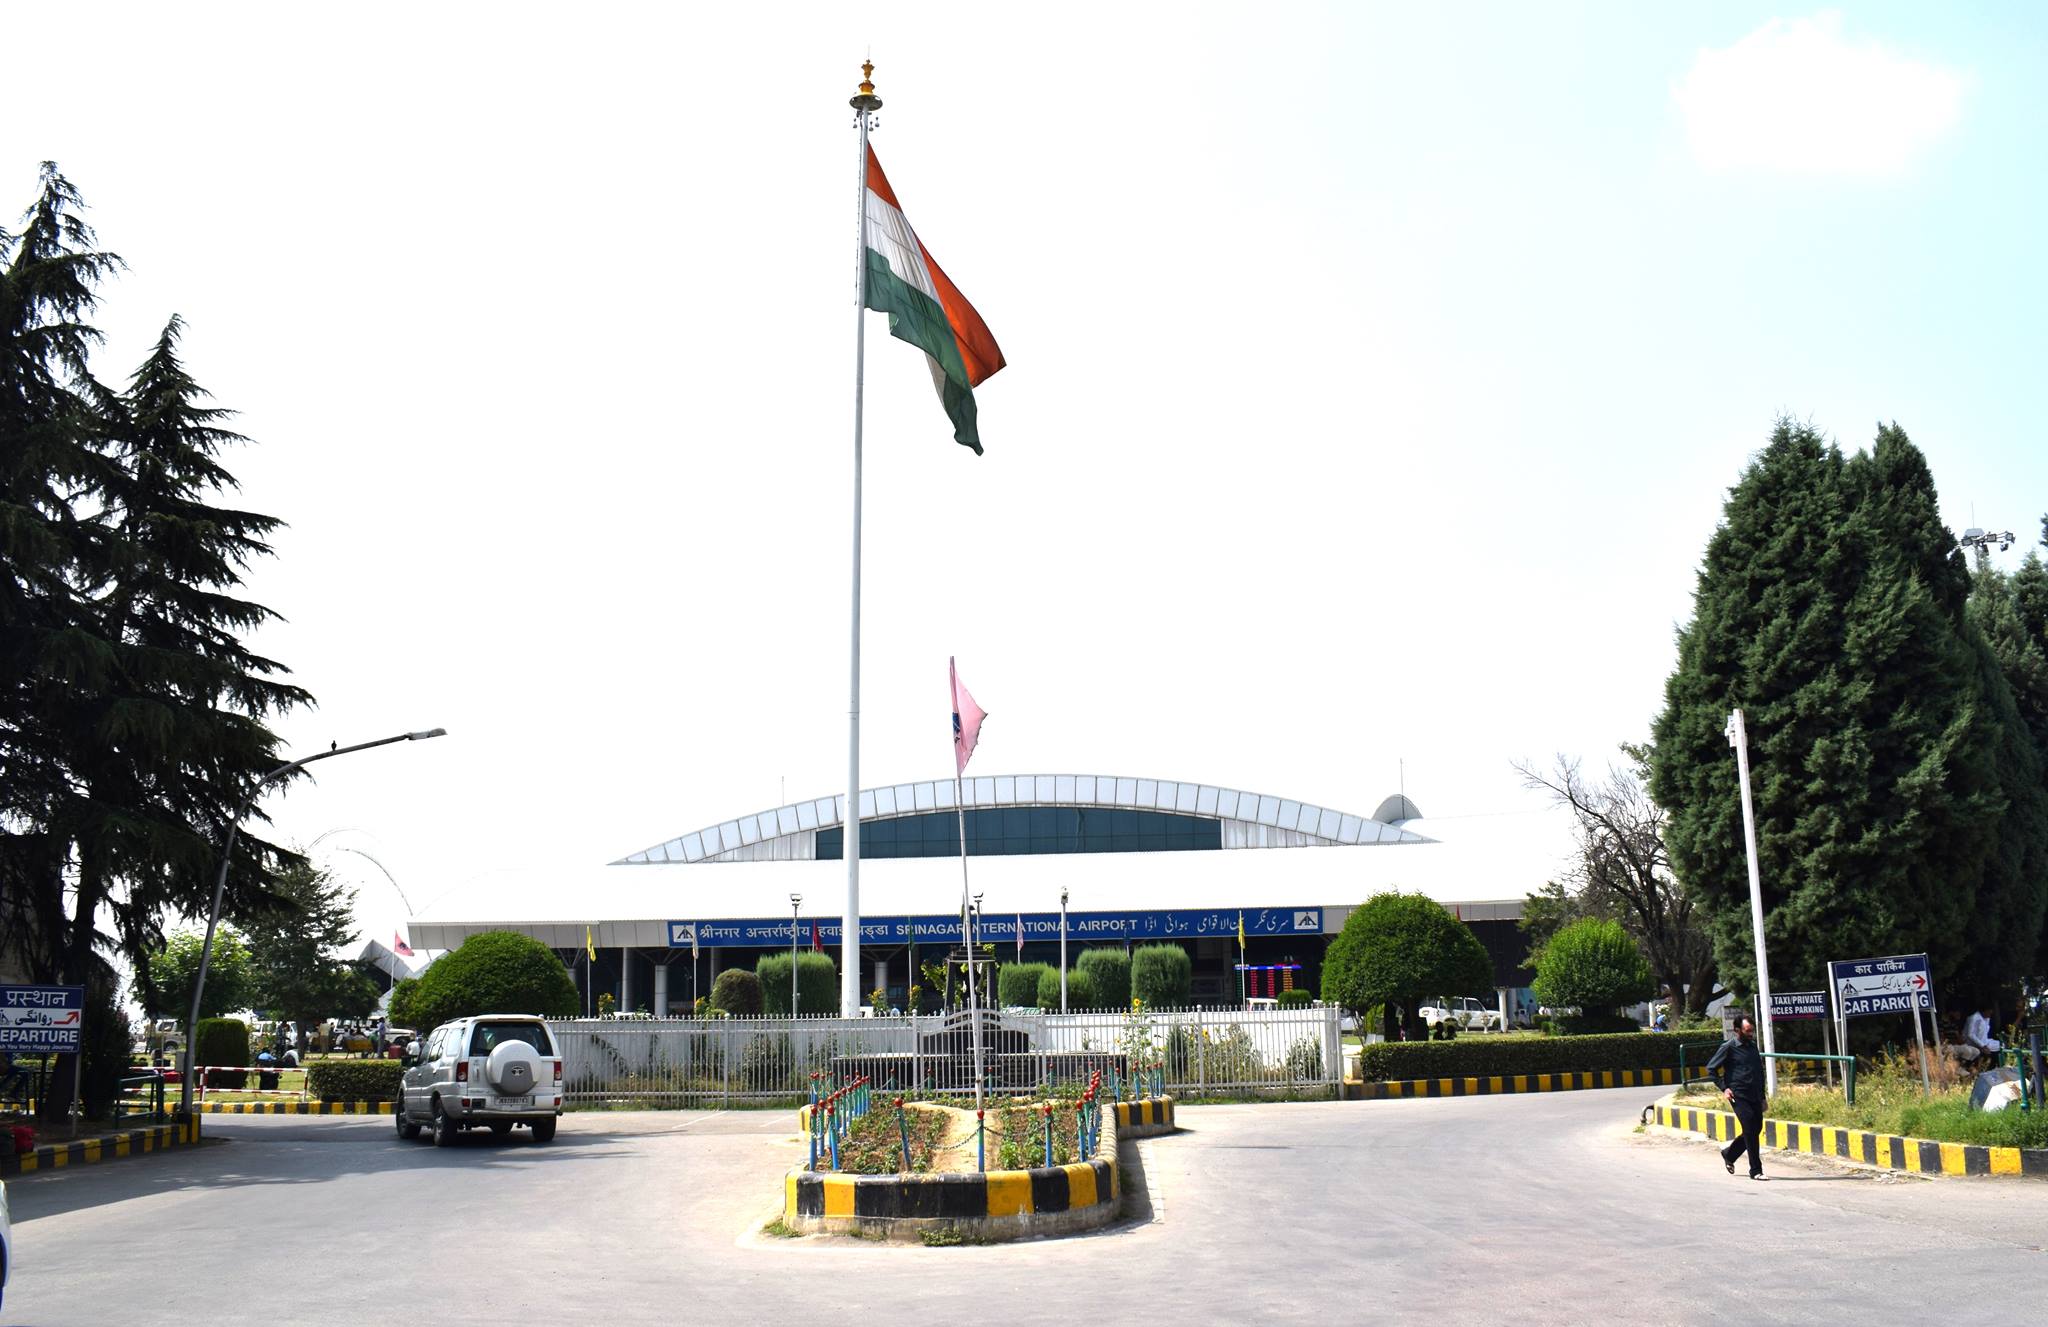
{"left": 1706, "top": 1037, "right": 1764, "bottom": 1101}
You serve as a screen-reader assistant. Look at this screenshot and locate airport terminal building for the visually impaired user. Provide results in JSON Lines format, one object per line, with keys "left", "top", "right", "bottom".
{"left": 410, "top": 773, "right": 1549, "bottom": 1016}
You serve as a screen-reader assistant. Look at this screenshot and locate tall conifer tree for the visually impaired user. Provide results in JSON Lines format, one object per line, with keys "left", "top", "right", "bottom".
{"left": 1652, "top": 419, "right": 2015, "bottom": 998}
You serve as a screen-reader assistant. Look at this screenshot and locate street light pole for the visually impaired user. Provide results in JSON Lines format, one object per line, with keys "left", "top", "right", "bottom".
{"left": 1726, "top": 708, "right": 1777, "bottom": 1096}
{"left": 180, "top": 728, "right": 446, "bottom": 1114}
{"left": 790, "top": 894, "right": 803, "bottom": 1018}
{"left": 1059, "top": 887, "right": 1069, "bottom": 1013}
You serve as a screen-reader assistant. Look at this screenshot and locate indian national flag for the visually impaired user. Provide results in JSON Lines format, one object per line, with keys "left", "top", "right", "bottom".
{"left": 862, "top": 146, "right": 1005, "bottom": 453}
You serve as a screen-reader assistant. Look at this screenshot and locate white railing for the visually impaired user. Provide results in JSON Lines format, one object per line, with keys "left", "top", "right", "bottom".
{"left": 549, "top": 1004, "right": 1341, "bottom": 1106}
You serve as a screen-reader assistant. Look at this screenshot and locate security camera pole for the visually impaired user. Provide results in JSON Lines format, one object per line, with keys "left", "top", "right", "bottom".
{"left": 181, "top": 728, "right": 447, "bottom": 1114}
{"left": 1725, "top": 709, "right": 1777, "bottom": 1095}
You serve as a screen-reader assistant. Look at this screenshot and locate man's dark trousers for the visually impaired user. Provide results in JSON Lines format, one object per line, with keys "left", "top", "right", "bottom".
{"left": 1721, "top": 1096, "right": 1764, "bottom": 1176}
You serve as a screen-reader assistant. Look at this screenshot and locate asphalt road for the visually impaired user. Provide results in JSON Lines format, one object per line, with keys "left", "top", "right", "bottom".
{"left": 7, "top": 1090, "right": 2048, "bottom": 1325}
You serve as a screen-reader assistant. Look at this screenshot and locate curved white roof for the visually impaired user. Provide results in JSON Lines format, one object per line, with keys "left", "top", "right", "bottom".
{"left": 615, "top": 773, "right": 1431, "bottom": 865}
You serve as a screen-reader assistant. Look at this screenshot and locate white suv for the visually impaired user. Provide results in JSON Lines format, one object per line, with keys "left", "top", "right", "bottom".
{"left": 398, "top": 1014, "right": 563, "bottom": 1146}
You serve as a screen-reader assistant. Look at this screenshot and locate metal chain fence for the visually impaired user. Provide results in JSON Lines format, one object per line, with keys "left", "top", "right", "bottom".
{"left": 550, "top": 1003, "right": 1341, "bottom": 1107}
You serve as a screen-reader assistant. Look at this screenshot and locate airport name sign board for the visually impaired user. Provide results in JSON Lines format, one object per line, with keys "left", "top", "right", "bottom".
{"left": 667, "top": 907, "right": 1326, "bottom": 950}
{"left": 0, "top": 984, "right": 85, "bottom": 1053}
{"left": 1829, "top": 953, "right": 1933, "bottom": 1019}
{"left": 1770, "top": 990, "right": 1829, "bottom": 1021}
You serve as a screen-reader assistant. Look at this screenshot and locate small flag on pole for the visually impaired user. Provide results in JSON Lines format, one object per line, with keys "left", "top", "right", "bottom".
{"left": 1238, "top": 911, "right": 1246, "bottom": 950}
{"left": 950, "top": 657, "right": 986, "bottom": 774}
{"left": 585, "top": 925, "right": 597, "bottom": 961}
{"left": 812, "top": 920, "right": 822, "bottom": 953}
{"left": 393, "top": 931, "right": 415, "bottom": 959}
{"left": 1016, "top": 912, "right": 1025, "bottom": 960}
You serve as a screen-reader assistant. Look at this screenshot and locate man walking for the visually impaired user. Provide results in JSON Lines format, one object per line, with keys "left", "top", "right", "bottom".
{"left": 1706, "top": 1014, "right": 1767, "bottom": 1180}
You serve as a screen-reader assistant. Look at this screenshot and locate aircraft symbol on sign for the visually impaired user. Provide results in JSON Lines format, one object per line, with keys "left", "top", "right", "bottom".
{"left": 1293, "top": 911, "right": 1321, "bottom": 932}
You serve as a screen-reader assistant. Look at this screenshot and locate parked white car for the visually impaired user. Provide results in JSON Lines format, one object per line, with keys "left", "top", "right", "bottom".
{"left": 397, "top": 1014, "right": 562, "bottom": 1146}
{"left": 1420, "top": 996, "right": 1501, "bottom": 1032}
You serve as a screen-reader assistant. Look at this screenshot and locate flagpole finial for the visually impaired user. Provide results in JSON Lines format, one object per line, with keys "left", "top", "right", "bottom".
{"left": 851, "top": 59, "right": 883, "bottom": 113}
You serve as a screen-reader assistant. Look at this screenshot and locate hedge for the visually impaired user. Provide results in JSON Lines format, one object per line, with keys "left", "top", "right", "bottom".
{"left": 999, "top": 963, "right": 1052, "bottom": 1009}
{"left": 1076, "top": 949, "right": 1130, "bottom": 1009}
{"left": 1131, "top": 944, "right": 1192, "bottom": 1006}
{"left": 195, "top": 1017, "right": 251, "bottom": 1088}
{"left": 756, "top": 952, "right": 838, "bottom": 1016}
{"left": 307, "top": 1059, "right": 404, "bottom": 1102}
{"left": 1353, "top": 1031, "right": 1702, "bottom": 1082}
{"left": 1036, "top": 966, "right": 1094, "bottom": 1011}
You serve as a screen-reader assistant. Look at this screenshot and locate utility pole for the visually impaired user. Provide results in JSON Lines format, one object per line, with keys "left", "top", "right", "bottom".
{"left": 1726, "top": 708, "right": 1777, "bottom": 1096}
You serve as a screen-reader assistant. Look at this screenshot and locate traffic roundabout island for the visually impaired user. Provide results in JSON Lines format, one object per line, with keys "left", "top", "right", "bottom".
{"left": 779, "top": 1088, "right": 1179, "bottom": 1242}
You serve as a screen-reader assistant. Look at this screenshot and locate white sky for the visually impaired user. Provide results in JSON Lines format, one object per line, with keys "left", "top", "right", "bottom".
{"left": 9, "top": 4, "right": 2043, "bottom": 944}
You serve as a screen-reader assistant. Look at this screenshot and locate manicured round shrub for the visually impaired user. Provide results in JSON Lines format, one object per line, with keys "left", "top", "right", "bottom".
{"left": 1319, "top": 892, "right": 1493, "bottom": 1040}
{"left": 406, "top": 931, "right": 578, "bottom": 1031}
{"left": 1036, "top": 966, "right": 1094, "bottom": 1011}
{"left": 1276, "top": 988, "right": 1315, "bottom": 1008}
{"left": 1131, "top": 944, "right": 1192, "bottom": 1007}
{"left": 998, "top": 962, "right": 1052, "bottom": 1009}
{"left": 1076, "top": 948, "right": 1130, "bottom": 1009}
{"left": 1531, "top": 918, "right": 1655, "bottom": 1027}
{"left": 755, "top": 952, "right": 839, "bottom": 1016}
{"left": 710, "top": 968, "right": 764, "bottom": 1017}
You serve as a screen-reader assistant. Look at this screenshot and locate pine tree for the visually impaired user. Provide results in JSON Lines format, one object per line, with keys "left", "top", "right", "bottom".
{"left": 0, "top": 164, "right": 122, "bottom": 987}
{"left": 2, "top": 167, "right": 311, "bottom": 1118}
{"left": 1652, "top": 419, "right": 2011, "bottom": 999}
{"left": 1968, "top": 522, "right": 2048, "bottom": 982}
{"left": 76, "top": 314, "right": 311, "bottom": 1002}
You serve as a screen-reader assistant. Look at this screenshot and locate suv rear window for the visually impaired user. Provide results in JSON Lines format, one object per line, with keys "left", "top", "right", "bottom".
{"left": 468, "top": 1021, "right": 554, "bottom": 1056}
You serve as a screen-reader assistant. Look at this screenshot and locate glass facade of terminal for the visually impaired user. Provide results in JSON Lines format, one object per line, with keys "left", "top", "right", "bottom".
{"left": 816, "top": 807, "right": 1223, "bottom": 859}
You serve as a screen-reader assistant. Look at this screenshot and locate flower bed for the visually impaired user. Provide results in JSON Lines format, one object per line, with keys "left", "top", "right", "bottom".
{"left": 832, "top": 1101, "right": 949, "bottom": 1174}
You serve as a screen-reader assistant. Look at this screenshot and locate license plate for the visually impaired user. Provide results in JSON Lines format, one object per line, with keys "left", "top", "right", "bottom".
{"left": 491, "top": 1096, "right": 531, "bottom": 1110}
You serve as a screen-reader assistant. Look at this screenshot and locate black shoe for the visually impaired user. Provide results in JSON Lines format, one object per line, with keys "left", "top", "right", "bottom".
{"left": 1725, "top": 1160, "right": 1735, "bottom": 1175}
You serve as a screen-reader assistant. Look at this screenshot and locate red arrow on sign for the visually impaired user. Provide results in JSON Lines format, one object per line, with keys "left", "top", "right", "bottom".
{"left": 1910, "top": 975, "right": 1927, "bottom": 989}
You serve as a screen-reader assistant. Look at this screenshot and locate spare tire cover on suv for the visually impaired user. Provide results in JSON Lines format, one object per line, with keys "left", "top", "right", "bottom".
{"left": 486, "top": 1040, "right": 542, "bottom": 1096}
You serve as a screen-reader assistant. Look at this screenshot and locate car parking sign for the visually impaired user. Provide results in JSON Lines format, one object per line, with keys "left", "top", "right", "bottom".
{"left": 1829, "top": 953, "right": 1933, "bottom": 1018}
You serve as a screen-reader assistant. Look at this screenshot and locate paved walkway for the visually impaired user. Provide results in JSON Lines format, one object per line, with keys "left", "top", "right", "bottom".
{"left": 8, "top": 1090, "right": 2047, "bottom": 1323}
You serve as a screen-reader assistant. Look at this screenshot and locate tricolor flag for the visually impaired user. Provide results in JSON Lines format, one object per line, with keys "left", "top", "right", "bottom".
{"left": 392, "top": 931, "right": 415, "bottom": 959}
{"left": 950, "top": 657, "right": 986, "bottom": 775}
{"left": 863, "top": 147, "right": 1005, "bottom": 453}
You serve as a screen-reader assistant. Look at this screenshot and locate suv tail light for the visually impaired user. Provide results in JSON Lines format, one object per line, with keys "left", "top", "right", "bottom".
{"left": 456, "top": 1061, "right": 469, "bottom": 1082}
{"left": 553, "top": 1060, "right": 563, "bottom": 1082}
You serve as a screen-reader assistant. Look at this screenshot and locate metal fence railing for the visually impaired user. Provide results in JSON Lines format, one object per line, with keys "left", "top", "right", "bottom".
{"left": 549, "top": 1004, "right": 1342, "bottom": 1107}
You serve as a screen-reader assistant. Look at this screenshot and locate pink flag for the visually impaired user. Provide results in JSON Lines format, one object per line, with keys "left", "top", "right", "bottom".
{"left": 392, "top": 931, "right": 415, "bottom": 958}
{"left": 950, "top": 656, "right": 986, "bottom": 775}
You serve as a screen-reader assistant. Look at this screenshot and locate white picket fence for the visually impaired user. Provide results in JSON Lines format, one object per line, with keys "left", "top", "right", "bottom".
{"left": 549, "top": 1004, "right": 1341, "bottom": 1106}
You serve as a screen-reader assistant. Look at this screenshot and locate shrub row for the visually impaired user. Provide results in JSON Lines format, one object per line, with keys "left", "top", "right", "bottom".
{"left": 1353, "top": 1031, "right": 1706, "bottom": 1082}
{"left": 306, "top": 1059, "right": 405, "bottom": 1102}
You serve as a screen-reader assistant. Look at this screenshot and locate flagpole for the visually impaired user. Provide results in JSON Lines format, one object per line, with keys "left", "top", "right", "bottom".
{"left": 953, "top": 771, "right": 986, "bottom": 1112}
{"left": 840, "top": 63, "right": 883, "bottom": 1018}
